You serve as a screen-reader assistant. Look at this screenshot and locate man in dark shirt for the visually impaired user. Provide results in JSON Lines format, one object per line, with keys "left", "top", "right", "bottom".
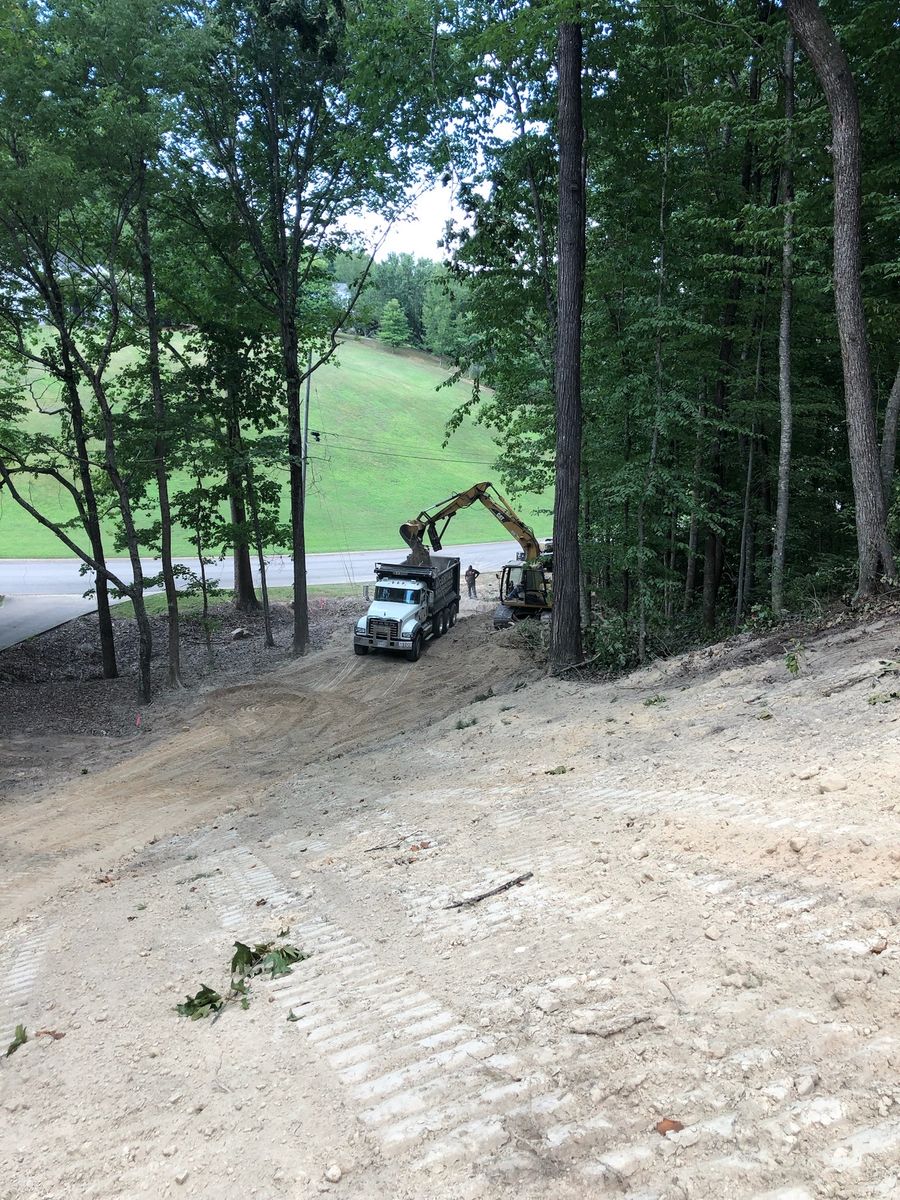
{"left": 465, "top": 564, "right": 480, "bottom": 598}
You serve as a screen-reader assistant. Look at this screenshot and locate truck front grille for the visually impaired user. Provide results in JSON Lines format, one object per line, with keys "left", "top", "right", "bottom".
{"left": 368, "top": 618, "right": 400, "bottom": 640}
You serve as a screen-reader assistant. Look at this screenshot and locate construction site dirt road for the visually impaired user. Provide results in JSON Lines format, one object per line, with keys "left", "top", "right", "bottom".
{"left": 2, "top": 601, "right": 899, "bottom": 1200}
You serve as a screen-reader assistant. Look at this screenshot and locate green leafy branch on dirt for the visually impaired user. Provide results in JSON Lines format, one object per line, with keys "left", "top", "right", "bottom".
{"left": 176, "top": 937, "right": 309, "bottom": 1021}
{"left": 5, "top": 1024, "right": 27, "bottom": 1057}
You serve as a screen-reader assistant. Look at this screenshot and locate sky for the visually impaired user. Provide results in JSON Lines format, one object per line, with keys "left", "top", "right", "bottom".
{"left": 350, "top": 182, "right": 465, "bottom": 263}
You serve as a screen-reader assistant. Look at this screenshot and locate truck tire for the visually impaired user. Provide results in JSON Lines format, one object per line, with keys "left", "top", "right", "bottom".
{"left": 406, "top": 633, "right": 423, "bottom": 663}
{"left": 449, "top": 603, "right": 458, "bottom": 627}
{"left": 354, "top": 644, "right": 369, "bottom": 656}
{"left": 432, "top": 610, "right": 444, "bottom": 639}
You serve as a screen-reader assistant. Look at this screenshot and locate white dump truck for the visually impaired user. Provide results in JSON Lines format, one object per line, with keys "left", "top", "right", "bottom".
{"left": 353, "top": 556, "right": 460, "bottom": 662}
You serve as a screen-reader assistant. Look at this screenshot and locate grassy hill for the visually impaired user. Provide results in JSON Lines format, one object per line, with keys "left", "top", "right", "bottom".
{"left": 0, "top": 338, "right": 552, "bottom": 558}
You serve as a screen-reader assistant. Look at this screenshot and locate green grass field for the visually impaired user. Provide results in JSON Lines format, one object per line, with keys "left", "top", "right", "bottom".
{"left": 0, "top": 338, "right": 552, "bottom": 558}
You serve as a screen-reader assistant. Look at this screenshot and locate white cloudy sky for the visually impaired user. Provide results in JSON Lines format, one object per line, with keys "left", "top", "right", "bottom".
{"left": 349, "top": 182, "right": 466, "bottom": 262}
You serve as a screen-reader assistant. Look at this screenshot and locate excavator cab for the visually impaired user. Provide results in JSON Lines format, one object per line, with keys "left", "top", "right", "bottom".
{"left": 494, "top": 562, "right": 552, "bottom": 629}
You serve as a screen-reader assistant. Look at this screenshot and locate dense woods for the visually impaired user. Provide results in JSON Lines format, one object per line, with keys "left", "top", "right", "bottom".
{"left": 0, "top": 0, "right": 897, "bottom": 692}
{"left": 448, "top": 0, "right": 898, "bottom": 668}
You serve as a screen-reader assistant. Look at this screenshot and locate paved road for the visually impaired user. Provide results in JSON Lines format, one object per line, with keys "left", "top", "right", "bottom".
{"left": 0, "top": 541, "right": 515, "bottom": 650}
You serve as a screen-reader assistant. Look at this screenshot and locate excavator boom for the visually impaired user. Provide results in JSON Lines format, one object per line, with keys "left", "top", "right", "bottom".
{"left": 399, "top": 481, "right": 543, "bottom": 563}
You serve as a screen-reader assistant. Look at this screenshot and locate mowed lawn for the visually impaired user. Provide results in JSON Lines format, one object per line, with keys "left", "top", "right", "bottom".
{"left": 0, "top": 338, "right": 552, "bottom": 557}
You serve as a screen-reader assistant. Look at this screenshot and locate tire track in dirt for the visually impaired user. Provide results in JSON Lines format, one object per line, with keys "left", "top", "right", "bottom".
{"left": 192, "top": 840, "right": 900, "bottom": 1198}
{"left": 0, "top": 921, "right": 54, "bottom": 1045}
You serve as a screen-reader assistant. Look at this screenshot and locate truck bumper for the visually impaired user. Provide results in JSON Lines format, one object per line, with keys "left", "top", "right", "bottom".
{"left": 354, "top": 634, "right": 410, "bottom": 652}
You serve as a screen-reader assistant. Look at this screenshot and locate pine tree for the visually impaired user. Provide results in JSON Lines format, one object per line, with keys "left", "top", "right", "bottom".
{"left": 378, "top": 298, "right": 411, "bottom": 348}
{"left": 422, "top": 279, "right": 456, "bottom": 358}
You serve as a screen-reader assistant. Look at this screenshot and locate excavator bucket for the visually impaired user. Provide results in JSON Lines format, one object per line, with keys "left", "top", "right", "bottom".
{"left": 399, "top": 523, "right": 432, "bottom": 567}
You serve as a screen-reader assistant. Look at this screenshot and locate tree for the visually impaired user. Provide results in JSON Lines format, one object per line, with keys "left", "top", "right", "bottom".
{"left": 549, "top": 21, "right": 584, "bottom": 672}
{"left": 182, "top": 0, "right": 448, "bottom": 656}
{"left": 772, "top": 33, "right": 795, "bottom": 617}
{"left": 785, "top": 0, "right": 895, "bottom": 596}
{"left": 378, "top": 298, "right": 412, "bottom": 348}
{"left": 422, "top": 276, "right": 458, "bottom": 359}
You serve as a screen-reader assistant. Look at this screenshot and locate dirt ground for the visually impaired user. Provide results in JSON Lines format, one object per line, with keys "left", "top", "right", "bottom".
{"left": 1, "top": 596, "right": 899, "bottom": 1200}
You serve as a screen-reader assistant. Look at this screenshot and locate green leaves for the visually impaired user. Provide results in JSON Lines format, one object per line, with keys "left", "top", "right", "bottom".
{"left": 177, "top": 938, "right": 310, "bottom": 1021}
{"left": 5, "top": 1024, "right": 27, "bottom": 1057}
{"left": 230, "top": 939, "right": 309, "bottom": 981}
{"left": 175, "top": 986, "right": 224, "bottom": 1020}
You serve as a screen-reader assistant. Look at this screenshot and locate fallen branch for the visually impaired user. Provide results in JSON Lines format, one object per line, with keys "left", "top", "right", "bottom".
{"left": 445, "top": 871, "right": 533, "bottom": 909}
{"left": 365, "top": 840, "right": 402, "bottom": 853}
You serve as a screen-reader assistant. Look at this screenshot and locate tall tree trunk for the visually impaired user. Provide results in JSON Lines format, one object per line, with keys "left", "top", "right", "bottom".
{"left": 226, "top": 410, "right": 259, "bottom": 612}
{"left": 785, "top": 0, "right": 895, "bottom": 593}
{"left": 64, "top": 358, "right": 118, "bottom": 679}
{"left": 637, "top": 102, "right": 671, "bottom": 664}
{"left": 772, "top": 33, "right": 795, "bottom": 617}
{"left": 735, "top": 426, "right": 756, "bottom": 628}
{"left": 43, "top": 270, "right": 118, "bottom": 679}
{"left": 684, "top": 403, "right": 704, "bottom": 611}
{"left": 880, "top": 361, "right": 900, "bottom": 501}
{"left": 549, "top": 21, "right": 585, "bottom": 672}
{"left": 702, "top": 529, "right": 719, "bottom": 628}
{"left": 245, "top": 454, "right": 275, "bottom": 649}
{"left": 137, "top": 162, "right": 182, "bottom": 686}
{"left": 284, "top": 319, "right": 310, "bottom": 656}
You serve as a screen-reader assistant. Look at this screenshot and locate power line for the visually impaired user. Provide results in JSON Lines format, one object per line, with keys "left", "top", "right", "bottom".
{"left": 319, "top": 444, "right": 498, "bottom": 465}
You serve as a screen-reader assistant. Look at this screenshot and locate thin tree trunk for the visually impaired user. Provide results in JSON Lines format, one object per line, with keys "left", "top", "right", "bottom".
{"left": 136, "top": 162, "right": 181, "bottom": 686}
{"left": 44, "top": 272, "right": 118, "bottom": 679}
{"left": 772, "top": 34, "right": 795, "bottom": 617}
{"left": 785, "top": 0, "right": 895, "bottom": 593}
{"left": 684, "top": 403, "right": 704, "bottom": 611}
{"left": 227, "top": 412, "right": 259, "bottom": 612}
{"left": 637, "top": 102, "right": 671, "bottom": 664}
{"left": 65, "top": 362, "right": 118, "bottom": 679}
{"left": 194, "top": 483, "right": 213, "bottom": 659}
{"left": 735, "top": 426, "right": 756, "bottom": 628}
{"left": 880, "top": 361, "right": 900, "bottom": 501}
{"left": 284, "top": 320, "right": 310, "bottom": 655}
{"left": 702, "top": 529, "right": 719, "bottom": 628}
{"left": 550, "top": 22, "right": 585, "bottom": 672}
{"left": 665, "top": 509, "right": 676, "bottom": 625}
{"left": 245, "top": 454, "right": 275, "bottom": 649}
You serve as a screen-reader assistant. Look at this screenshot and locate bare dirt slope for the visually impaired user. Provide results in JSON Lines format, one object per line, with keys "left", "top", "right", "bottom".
{"left": 2, "top": 605, "right": 899, "bottom": 1200}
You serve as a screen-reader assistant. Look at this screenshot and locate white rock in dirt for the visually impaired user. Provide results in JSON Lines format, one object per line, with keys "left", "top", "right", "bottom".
{"left": 324, "top": 1164, "right": 342, "bottom": 1183}
{"left": 795, "top": 1073, "right": 818, "bottom": 1097}
{"left": 704, "top": 926, "right": 722, "bottom": 941}
{"left": 175, "top": 1171, "right": 189, "bottom": 1185}
{"left": 668, "top": 1127, "right": 700, "bottom": 1148}
{"left": 789, "top": 836, "right": 807, "bottom": 853}
{"left": 535, "top": 992, "right": 562, "bottom": 1014}
{"left": 631, "top": 843, "right": 649, "bottom": 860}
{"left": 818, "top": 773, "right": 848, "bottom": 793}
{"left": 794, "top": 765, "right": 821, "bottom": 780}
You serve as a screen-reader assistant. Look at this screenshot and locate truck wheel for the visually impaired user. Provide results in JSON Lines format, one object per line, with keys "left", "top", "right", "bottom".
{"left": 406, "top": 633, "right": 423, "bottom": 663}
{"left": 449, "top": 603, "right": 458, "bottom": 627}
{"left": 354, "top": 644, "right": 369, "bottom": 656}
{"left": 432, "top": 610, "right": 444, "bottom": 639}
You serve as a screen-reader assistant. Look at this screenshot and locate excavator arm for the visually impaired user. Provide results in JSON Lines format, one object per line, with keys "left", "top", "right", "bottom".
{"left": 399, "top": 481, "right": 543, "bottom": 563}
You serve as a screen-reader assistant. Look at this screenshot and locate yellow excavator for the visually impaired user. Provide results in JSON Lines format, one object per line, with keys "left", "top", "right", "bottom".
{"left": 399, "top": 481, "right": 552, "bottom": 629}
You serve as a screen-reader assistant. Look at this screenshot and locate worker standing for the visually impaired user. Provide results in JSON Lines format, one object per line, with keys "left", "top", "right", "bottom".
{"left": 465, "top": 564, "right": 480, "bottom": 599}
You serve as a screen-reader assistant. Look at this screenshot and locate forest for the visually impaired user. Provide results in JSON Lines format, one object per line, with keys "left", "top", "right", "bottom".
{"left": 0, "top": 0, "right": 897, "bottom": 696}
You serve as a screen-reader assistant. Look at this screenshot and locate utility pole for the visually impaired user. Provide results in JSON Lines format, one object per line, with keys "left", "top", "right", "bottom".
{"left": 302, "top": 349, "right": 312, "bottom": 501}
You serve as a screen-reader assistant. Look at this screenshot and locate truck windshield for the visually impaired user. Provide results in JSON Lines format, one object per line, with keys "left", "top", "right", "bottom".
{"left": 374, "top": 585, "right": 421, "bottom": 604}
